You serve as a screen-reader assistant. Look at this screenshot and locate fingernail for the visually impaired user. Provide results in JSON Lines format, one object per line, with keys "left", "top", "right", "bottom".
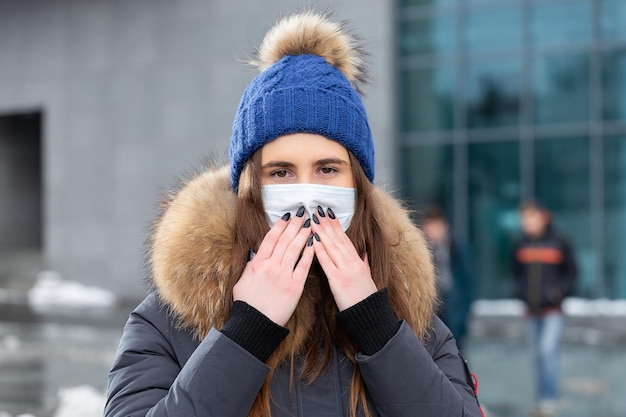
{"left": 307, "top": 235, "right": 314, "bottom": 247}
{"left": 314, "top": 232, "right": 320, "bottom": 242}
{"left": 303, "top": 218, "right": 311, "bottom": 228}
{"left": 281, "top": 212, "right": 291, "bottom": 221}
{"left": 247, "top": 249, "right": 255, "bottom": 261}
{"left": 312, "top": 213, "right": 320, "bottom": 224}
{"left": 296, "top": 206, "right": 305, "bottom": 217}
{"left": 327, "top": 208, "right": 336, "bottom": 219}
{"left": 317, "top": 205, "right": 326, "bottom": 218}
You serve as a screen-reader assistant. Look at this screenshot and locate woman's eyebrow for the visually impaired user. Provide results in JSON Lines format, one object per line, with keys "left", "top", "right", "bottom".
{"left": 261, "top": 161, "right": 296, "bottom": 169}
{"left": 315, "top": 158, "right": 349, "bottom": 166}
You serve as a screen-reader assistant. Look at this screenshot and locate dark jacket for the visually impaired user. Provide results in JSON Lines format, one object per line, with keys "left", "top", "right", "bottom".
{"left": 511, "top": 225, "right": 577, "bottom": 314}
{"left": 434, "top": 238, "right": 475, "bottom": 348}
{"left": 106, "top": 293, "right": 482, "bottom": 417}
{"left": 105, "top": 166, "right": 483, "bottom": 417}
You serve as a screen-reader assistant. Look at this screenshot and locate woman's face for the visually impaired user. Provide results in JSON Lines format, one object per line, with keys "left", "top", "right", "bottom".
{"left": 260, "top": 133, "right": 355, "bottom": 187}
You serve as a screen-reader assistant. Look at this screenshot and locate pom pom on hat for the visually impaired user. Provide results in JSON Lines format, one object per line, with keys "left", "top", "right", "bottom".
{"left": 229, "top": 10, "right": 374, "bottom": 191}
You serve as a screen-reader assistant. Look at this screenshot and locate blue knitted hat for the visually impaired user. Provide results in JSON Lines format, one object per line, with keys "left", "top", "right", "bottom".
{"left": 229, "top": 11, "right": 374, "bottom": 191}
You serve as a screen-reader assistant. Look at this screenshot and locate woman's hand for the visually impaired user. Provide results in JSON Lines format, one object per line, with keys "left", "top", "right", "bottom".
{"left": 233, "top": 209, "right": 314, "bottom": 326}
{"left": 311, "top": 206, "right": 378, "bottom": 311}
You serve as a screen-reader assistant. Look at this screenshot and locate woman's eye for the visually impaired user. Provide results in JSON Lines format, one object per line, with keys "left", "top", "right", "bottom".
{"left": 320, "top": 166, "right": 337, "bottom": 174}
{"left": 272, "top": 170, "right": 288, "bottom": 178}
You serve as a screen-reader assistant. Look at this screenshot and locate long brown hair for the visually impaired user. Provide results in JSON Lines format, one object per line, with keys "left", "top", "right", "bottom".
{"left": 227, "top": 150, "right": 425, "bottom": 417}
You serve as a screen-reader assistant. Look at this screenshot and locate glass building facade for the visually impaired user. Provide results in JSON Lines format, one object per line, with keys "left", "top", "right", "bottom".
{"left": 396, "top": 0, "right": 626, "bottom": 299}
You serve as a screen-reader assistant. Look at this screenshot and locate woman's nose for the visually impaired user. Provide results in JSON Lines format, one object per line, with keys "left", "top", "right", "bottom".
{"left": 295, "top": 172, "right": 313, "bottom": 184}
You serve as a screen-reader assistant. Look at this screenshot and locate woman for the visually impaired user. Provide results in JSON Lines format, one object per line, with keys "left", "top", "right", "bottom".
{"left": 105, "top": 10, "right": 483, "bottom": 417}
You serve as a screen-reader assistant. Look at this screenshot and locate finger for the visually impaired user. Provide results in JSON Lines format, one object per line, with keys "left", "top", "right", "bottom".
{"left": 293, "top": 237, "right": 315, "bottom": 281}
{"left": 325, "top": 206, "right": 357, "bottom": 251}
{"left": 310, "top": 220, "right": 341, "bottom": 269}
{"left": 272, "top": 208, "right": 308, "bottom": 262}
{"left": 255, "top": 212, "right": 291, "bottom": 259}
{"left": 280, "top": 224, "right": 313, "bottom": 267}
{"left": 312, "top": 208, "right": 357, "bottom": 266}
{"left": 312, "top": 232, "right": 339, "bottom": 275}
{"left": 315, "top": 206, "right": 349, "bottom": 245}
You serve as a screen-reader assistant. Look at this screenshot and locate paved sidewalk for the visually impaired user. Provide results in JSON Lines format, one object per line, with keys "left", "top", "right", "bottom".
{"left": 465, "top": 315, "right": 626, "bottom": 417}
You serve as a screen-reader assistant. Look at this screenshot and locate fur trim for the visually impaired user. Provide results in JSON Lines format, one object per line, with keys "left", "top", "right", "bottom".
{"left": 251, "top": 10, "right": 368, "bottom": 94}
{"left": 149, "top": 166, "right": 236, "bottom": 338}
{"left": 148, "top": 167, "right": 436, "bottom": 343}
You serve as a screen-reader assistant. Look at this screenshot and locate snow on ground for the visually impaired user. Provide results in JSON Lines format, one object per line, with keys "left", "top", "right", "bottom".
{"left": 562, "top": 297, "right": 626, "bottom": 316}
{"left": 27, "top": 271, "right": 116, "bottom": 312}
{"left": 471, "top": 299, "right": 526, "bottom": 316}
{"left": 0, "top": 386, "right": 106, "bottom": 417}
{"left": 472, "top": 297, "right": 626, "bottom": 317}
{"left": 52, "top": 386, "right": 106, "bottom": 417}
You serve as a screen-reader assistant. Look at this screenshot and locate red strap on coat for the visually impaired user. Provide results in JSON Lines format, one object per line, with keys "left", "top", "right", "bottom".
{"left": 471, "top": 373, "right": 485, "bottom": 417}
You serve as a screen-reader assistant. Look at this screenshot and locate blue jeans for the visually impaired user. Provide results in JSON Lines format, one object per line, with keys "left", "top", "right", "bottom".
{"left": 526, "top": 311, "right": 564, "bottom": 403}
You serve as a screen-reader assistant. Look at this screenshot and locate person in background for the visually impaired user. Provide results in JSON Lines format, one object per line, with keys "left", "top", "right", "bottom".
{"left": 512, "top": 200, "right": 577, "bottom": 417}
{"left": 104, "top": 10, "right": 484, "bottom": 417}
{"left": 421, "top": 206, "right": 476, "bottom": 352}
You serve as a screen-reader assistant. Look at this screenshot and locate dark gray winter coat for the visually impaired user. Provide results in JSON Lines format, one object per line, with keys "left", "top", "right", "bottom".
{"left": 104, "top": 166, "right": 483, "bottom": 417}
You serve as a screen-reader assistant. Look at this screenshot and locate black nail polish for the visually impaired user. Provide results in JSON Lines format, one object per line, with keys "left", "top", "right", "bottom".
{"left": 317, "top": 205, "right": 326, "bottom": 217}
{"left": 247, "top": 249, "right": 255, "bottom": 261}
{"left": 296, "top": 206, "right": 305, "bottom": 217}
{"left": 281, "top": 212, "right": 291, "bottom": 221}
{"left": 307, "top": 235, "right": 314, "bottom": 247}
{"left": 327, "top": 208, "right": 336, "bottom": 219}
{"left": 303, "top": 218, "right": 311, "bottom": 228}
{"left": 312, "top": 213, "right": 320, "bottom": 224}
{"left": 314, "top": 232, "right": 321, "bottom": 242}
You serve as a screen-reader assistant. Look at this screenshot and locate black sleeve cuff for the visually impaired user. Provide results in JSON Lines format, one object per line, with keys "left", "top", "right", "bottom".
{"left": 336, "top": 288, "right": 401, "bottom": 356}
{"left": 220, "top": 301, "right": 290, "bottom": 362}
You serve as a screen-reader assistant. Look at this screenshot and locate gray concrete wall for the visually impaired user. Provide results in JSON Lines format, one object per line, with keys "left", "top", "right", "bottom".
{"left": 0, "top": 0, "right": 396, "bottom": 299}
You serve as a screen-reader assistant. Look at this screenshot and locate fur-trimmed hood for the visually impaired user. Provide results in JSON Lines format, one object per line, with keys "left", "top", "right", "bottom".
{"left": 148, "top": 166, "right": 437, "bottom": 345}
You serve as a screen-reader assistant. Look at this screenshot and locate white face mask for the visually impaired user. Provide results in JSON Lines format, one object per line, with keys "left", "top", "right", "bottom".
{"left": 262, "top": 183, "right": 356, "bottom": 231}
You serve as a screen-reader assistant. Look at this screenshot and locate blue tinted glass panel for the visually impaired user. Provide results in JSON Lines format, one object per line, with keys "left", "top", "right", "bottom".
{"left": 601, "top": 0, "right": 626, "bottom": 42}
{"left": 465, "top": 6, "right": 522, "bottom": 53}
{"left": 535, "top": 137, "right": 591, "bottom": 296}
{"left": 604, "top": 136, "right": 626, "bottom": 298}
{"left": 399, "top": 66, "right": 455, "bottom": 132}
{"left": 466, "top": 0, "right": 518, "bottom": 3}
{"left": 533, "top": 54, "right": 589, "bottom": 124}
{"left": 400, "top": 143, "right": 454, "bottom": 219}
{"left": 399, "top": 15, "right": 456, "bottom": 57}
{"left": 399, "top": 0, "right": 456, "bottom": 6}
{"left": 467, "top": 59, "right": 522, "bottom": 128}
{"left": 602, "top": 51, "right": 626, "bottom": 121}
{"left": 468, "top": 141, "right": 521, "bottom": 298}
{"left": 531, "top": 1, "right": 591, "bottom": 49}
